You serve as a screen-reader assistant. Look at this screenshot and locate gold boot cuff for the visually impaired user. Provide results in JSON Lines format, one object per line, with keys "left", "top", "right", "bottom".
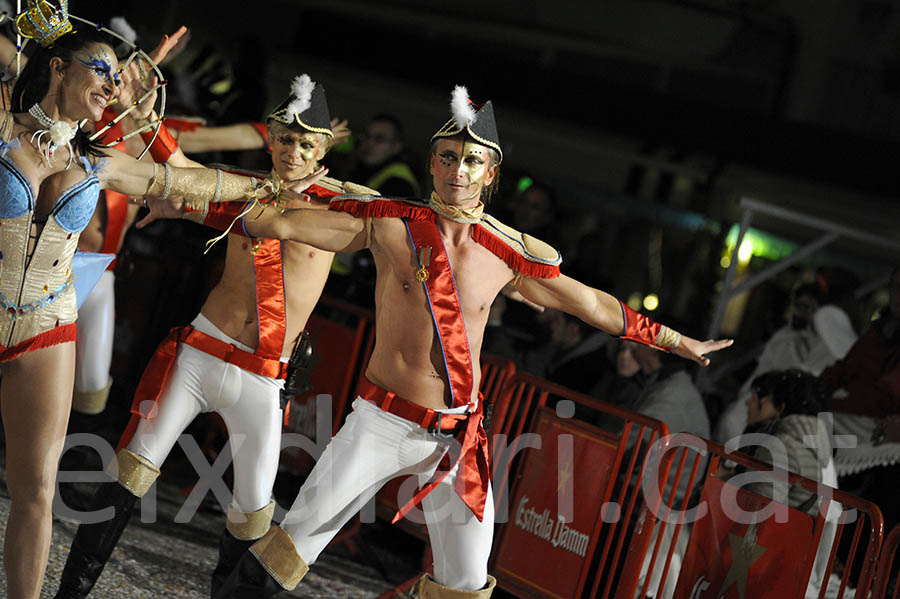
{"left": 109, "top": 449, "right": 160, "bottom": 497}
{"left": 72, "top": 378, "right": 113, "bottom": 415}
{"left": 413, "top": 574, "right": 497, "bottom": 598}
{"left": 249, "top": 526, "right": 308, "bottom": 590}
{"left": 226, "top": 500, "right": 275, "bottom": 541}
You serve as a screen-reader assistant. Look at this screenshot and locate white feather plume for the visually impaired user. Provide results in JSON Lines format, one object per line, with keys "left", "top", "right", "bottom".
{"left": 109, "top": 16, "right": 138, "bottom": 43}
{"left": 286, "top": 74, "right": 314, "bottom": 120}
{"left": 451, "top": 85, "right": 476, "bottom": 129}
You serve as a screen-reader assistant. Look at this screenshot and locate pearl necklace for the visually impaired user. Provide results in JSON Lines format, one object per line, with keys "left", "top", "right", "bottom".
{"left": 28, "top": 104, "right": 76, "bottom": 169}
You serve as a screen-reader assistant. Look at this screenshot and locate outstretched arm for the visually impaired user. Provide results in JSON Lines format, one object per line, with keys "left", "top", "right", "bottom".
{"left": 241, "top": 202, "right": 369, "bottom": 253}
{"left": 515, "top": 274, "right": 732, "bottom": 366}
{"left": 99, "top": 148, "right": 268, "bottom": 200}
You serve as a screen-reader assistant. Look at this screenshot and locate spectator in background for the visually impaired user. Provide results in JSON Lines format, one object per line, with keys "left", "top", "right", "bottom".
{"left": 625, "top": 332, "right": 711, "bottom": 448}
{"left": 738, "top": 370, "right": 833, "bottom": 510}
{"left": 512, "top": 180, "right": 559, "bottom": 246}
{"left": 821, "top": 266, "right": 900, "bottom": 562}
{"left": 346, "top": 113, "right": 420, "bottom": 197}
{"left": 623, "top": 317, "right": 710, "bottom": 599}
{"left": 494, "top": 180, "right": 563, "bottom": 343}
{"left": 732, "top": 369, "right": 838, "bottom": 598}
{"left": 715, "top": 282, "right": 853, "bottom": 444}
{"left": 518, "top": 308, "right": 612, "bottom": 394}
{"left": 822, "top": 266, "right": 900, "bottom": 418}
{"left": 326, "top": 114, "right": 420, "bottom": 306}
{"left": 589, "top": 340, "right": 644, "bottom": 432}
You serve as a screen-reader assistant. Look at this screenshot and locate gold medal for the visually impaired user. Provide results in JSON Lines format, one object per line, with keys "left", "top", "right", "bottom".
{"left": 416, "top": 246, "right": 432, "bottom": 283}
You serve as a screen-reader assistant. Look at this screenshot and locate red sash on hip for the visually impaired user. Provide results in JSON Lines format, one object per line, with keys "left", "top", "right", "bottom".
{"left": 125, "top": 240, "right": 288, "bottom": 419}
{"left": 392, "top": 218, "right": 491, "bottom": 522}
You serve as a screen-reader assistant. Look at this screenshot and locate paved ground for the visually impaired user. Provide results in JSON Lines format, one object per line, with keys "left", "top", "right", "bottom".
{"left": 0, "top": 477, "right": 423, "bottom": 598}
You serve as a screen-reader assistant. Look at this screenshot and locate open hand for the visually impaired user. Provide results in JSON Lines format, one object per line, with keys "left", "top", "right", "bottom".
{"left": 673, "top": 336, "right": 733, "bottom": 367}
{"left": 117, "top": 62, "right": 158, "bottom": 120}
{"left": 280, "top": 167, "right": 329, "bottom": 202}
{"left": 148, "top": 26, "right": 189, "bottom": 65}
{"left": 330, "top": 118, "right": 350, "bottom": 145}
{"left": 133, "top": 195, "right": 185, "bottom": 228}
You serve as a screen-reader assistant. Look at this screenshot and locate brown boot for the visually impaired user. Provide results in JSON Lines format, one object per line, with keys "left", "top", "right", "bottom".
{"left": 412, "top": 574, "right": 497, "bottom": 598}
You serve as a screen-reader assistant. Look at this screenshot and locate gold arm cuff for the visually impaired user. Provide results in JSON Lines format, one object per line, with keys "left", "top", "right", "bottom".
{"left": 149, "top": 166, "right": 271, "bottom": 206}
{"left": 147, "top": 162, "right": 165, "bottom": 197}
{"left": 72, "top": 378, "right": 112, "bottom": 415}
{"left": 109, "top": 449, "right": 160, "bottom": 497}
{"left": 226, "top": 500, "right": 275, "bottom": 541}
{"left": 654, "top": 325, "right": 682, "bottom": 351}
{"left": 250, "top": 526, "right": 309, "bottom": 590}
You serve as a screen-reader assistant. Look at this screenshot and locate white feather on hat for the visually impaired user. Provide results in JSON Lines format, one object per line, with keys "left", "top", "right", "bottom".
{"left": 109, "top": 16, "right": 138, "bottom": 43}
{"left": 451, "top": 85, "right": 476, "bottom": 129}
{"left": 286, "top": 74, "right": 314, "bottom": 121}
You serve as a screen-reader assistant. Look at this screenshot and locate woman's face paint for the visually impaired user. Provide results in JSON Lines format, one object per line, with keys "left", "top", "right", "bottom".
{"left": 64, "top": 43, "right": 119, "bottom": 121}
{"left": 75, "top": 44, "right": 120, "bottom": 87}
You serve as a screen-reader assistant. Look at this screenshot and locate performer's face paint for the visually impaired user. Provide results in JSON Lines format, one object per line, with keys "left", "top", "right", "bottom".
{"left": 270, "top": 124, "right": 326, "bottom": 181}
{"left": 430, "top": 137, "right": 497, "bottom": 205}
{"left": 65, "top": 43, "right": 120, "bottom": 121}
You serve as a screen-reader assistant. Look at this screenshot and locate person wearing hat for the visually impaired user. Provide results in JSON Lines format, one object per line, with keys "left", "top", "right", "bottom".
{"left": 174, "top": 85, "right": 731, "bottom": 598}
{"left": 53, "top": 74, "right": 372, "bottom": 599}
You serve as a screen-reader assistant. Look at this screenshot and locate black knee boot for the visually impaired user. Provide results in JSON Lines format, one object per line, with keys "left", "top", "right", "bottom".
{"left": 213, "top": 552, "right": 286, "bottom": 599}
{"left": 213, "top": 527, "right": 308, "bottom": 599}
{"left": 54, "top": 481, "right": 138, "bottom": 599}
{"left": 210, "top": 530, "right": 255, "bottom": 597}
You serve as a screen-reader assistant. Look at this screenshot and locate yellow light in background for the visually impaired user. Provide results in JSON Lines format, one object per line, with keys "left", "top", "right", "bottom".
{"left": 643, "top": 294, "right": 659, "bottom": 311}
{"left": 626, "top": 292, "right": 643, "bottom": 311}
{"left": 737, "top": 238, "right": 753, "bottom": 265}
{"left": 720, "top": 255, "right": 731, "bottom": 269}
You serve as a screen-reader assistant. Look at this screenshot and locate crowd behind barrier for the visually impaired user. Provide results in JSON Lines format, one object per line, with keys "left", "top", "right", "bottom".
{"left": 279, "top": 298, "right": 895, "bottom": 598}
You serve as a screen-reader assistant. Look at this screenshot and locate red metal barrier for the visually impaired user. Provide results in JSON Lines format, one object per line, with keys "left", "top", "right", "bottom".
{"left": 874, "top": 525, "right": 900, "bottom": 599}
{"left": 664, "top": 441, "right": 884, "bottom": 599}
{"left": 489, "top": 373, "right": 671, "bottom": 599}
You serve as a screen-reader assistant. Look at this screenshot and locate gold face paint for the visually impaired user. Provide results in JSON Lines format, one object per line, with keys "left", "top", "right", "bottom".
{"left": 432, "top": 138, "right": 493, "bottom": 202}
{"left": 270, "top": 125, "right": 322, "bottom": 179}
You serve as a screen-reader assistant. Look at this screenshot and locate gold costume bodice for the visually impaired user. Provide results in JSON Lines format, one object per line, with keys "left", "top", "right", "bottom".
{"left": 0, "top": 112, "right": 100, "bottom": 350}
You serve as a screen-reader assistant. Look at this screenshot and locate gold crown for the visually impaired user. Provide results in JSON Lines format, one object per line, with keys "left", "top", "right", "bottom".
{"left": 17, "top": 0, "right": 73, "bottom": 47}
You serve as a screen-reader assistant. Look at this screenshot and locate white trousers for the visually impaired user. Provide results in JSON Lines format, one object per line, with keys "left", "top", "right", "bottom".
{"left": 75, "top": 270, "right": 115, "bottom": 392}
{"left": 281, "top": 397, "right": 495, "bottom": 591}
{"left": 126, "top": 314, "right": 284, "bottom": 512}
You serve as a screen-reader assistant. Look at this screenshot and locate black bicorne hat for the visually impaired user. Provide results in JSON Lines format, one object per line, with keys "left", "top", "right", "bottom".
{"left": 431, "top": 86, "right": 502, "bottom": 163}
{"left": 268, "top": 75, "right": 333, "bottom": 138}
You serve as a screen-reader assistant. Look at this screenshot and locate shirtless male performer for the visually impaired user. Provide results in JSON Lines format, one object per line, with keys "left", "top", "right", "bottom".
{"left": 165, "top": 86, "right": 731, "bottom": 598}
{"left": 54, "top": 75, "right": 372, "bottom": 598}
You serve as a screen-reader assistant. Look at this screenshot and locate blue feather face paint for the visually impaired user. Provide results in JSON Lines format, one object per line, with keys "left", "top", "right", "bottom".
{"left": 75, "top": 46, "right": 120, "bottom": 86}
